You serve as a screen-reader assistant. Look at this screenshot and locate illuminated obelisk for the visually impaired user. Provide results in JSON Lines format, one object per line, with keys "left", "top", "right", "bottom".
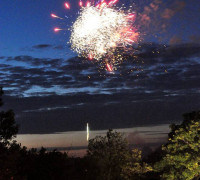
{"left": 87, "top": 123, "right": 89, "bottom": 141}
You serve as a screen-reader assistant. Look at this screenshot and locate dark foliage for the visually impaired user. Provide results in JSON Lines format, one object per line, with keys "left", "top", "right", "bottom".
{"left": 0, "top": 88, "right": 18, "bottom": 144}
{"left": 0, "top": 87, "right": 199, "bottom": 180}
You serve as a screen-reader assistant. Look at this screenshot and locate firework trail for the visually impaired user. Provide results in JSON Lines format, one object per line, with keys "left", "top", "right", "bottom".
{"left": 51, "top": 13, "right": 63, "bottom": 19}
{"left": 87, "top": 123, "right": 89, "bottom": 141}
{"left": 51, "top": 0, "right": 139, "bottom": 72}
{"left": 64, "top": 2, "right": 70, "bottom": 9}
{"left": 54, "top": 28, "right": 63, "bottom": 32}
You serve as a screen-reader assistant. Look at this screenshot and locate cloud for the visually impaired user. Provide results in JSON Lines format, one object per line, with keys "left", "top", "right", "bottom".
{"left": 6, "top": 56, "right": 63, "bottom": 68}
{"left": 162, "top": 8, "right": 175, "bottom": 19}
{"left": 1, "top": 43, "right": 200, "bottom": 96}
{"left": 127, "top": 132, "right": 146, "bottom": 145}
{"left": 53, "top": 45, "right": 65, "bottom": 50}
{"left": 2, "top": 92, "right": 200, "bottom": 134}
{"left": 1, "top": 42, "right": 200, "bottom": 133}
{"left": 138, "top": 43, "right": 200, "bottom": 61}
{"left": 189, "top": 35, "right": 200, "bottom": 44}
{"left": 169, "top": 36, "right": 182, "bottom": 45}
{"left": 31, "top": 44, "right": 65, "bottom": 51}
{"left": 161, "top": 1, "right": 186, "bottom": 19}
{"left": 32, "top": 44, "right": 52, "bottom": 49}
{"left": 136, "top": 0, "right": 189, "bottom": 41}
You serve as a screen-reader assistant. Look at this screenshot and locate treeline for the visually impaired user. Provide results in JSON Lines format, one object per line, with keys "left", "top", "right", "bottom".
{"left": 0, "top": 88, "right": 200, "bottom": 180}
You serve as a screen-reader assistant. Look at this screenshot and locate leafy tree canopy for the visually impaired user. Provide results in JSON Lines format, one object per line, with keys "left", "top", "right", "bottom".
{"left": 87, "top": 129, "right": 152, "bottom": 180}
{"left": 155, "top": 111, "right": 200, "bottom": 180}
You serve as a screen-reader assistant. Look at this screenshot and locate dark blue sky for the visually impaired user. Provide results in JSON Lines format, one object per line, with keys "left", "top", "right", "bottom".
{"left": 1, "top": 0, "right": 200, "bottom": 58}
{"left": 0, "top": 0, "right": 78, "bottom": 58}
{"left": 0, "top": 0, "right": 200, "bottom": 134}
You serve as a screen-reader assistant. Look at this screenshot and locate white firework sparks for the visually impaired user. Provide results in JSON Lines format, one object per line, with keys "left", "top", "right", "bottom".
{"left": 51, "top": 1, "right": 139, "bottom": 71}
{"left": 70, "top": 6, "right": 138, "bottom": 61}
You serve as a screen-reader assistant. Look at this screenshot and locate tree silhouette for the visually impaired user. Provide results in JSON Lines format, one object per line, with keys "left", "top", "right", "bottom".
{"left": 0, "top": 87, "right": 19, "bottom": 179}
{"left": 0, "top": 87, "right": 18, "bottom": 145}
{"left": 87, "top": 129, "right": 151, "bottom": 180}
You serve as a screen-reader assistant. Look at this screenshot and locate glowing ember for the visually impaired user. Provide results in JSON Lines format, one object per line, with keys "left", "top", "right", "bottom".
{"left": 79, "top": 1, "right": 83, "bottom": 7}
{"left": 86, "top": 1, "right": 91, "bottom": 7}
{"left": 88, "top": 53, "right": 93, "bottom": 60}
{"left": 64, "top": 2, "right": 70, "bottom": 9}
{"left": 108, "top": 0, "right": 118, "bottom": 6}
{"left": 106, "top": 63, "right": 113, "bottom": 72}
{"left": 54, "top": 28, "right": 62, "bottom": 32}
{"left": 51, "top": 14, "right": 63, "bottom": 19}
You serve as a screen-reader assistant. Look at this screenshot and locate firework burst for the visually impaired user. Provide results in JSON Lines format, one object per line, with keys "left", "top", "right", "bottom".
{"left": 51, "top": 0, "right": 139, "bottom": 71}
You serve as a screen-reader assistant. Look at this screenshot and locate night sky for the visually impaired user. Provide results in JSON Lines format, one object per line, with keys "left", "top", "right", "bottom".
{"left": 1, "top": 0, "right": 200, "bottom": 135}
